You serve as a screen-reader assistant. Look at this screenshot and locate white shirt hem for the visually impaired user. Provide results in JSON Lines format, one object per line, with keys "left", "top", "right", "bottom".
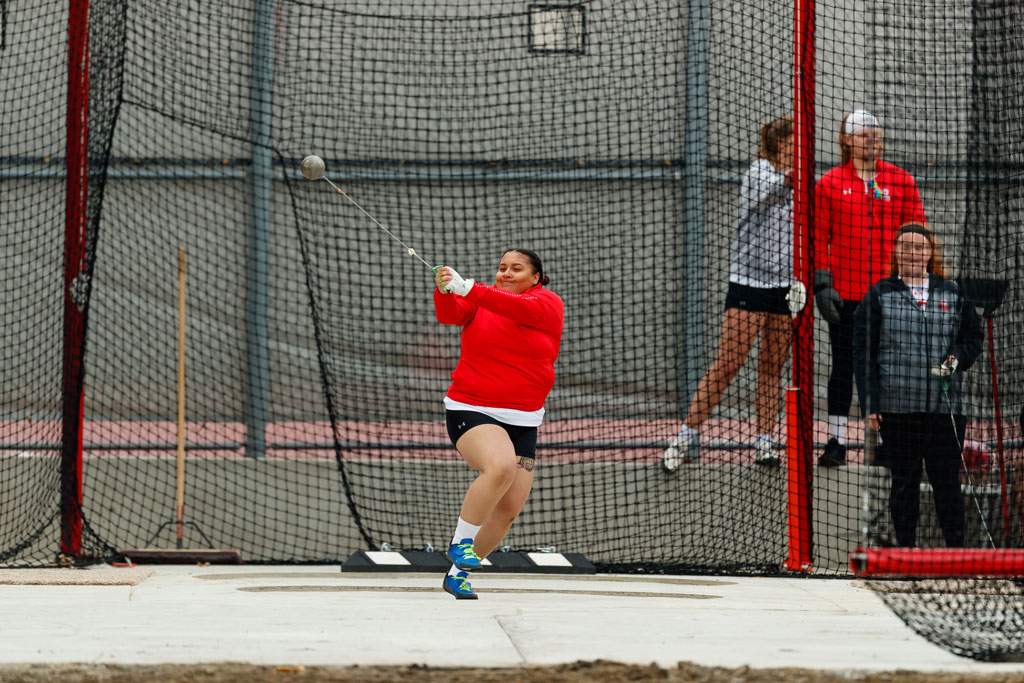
{"left": 444, "top": 397, "right": 544, "bottom": 427}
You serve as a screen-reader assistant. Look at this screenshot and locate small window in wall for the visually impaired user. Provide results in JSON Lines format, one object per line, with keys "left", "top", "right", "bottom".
{"left": 528, "top": 4, "right": 585, "bottom": 54}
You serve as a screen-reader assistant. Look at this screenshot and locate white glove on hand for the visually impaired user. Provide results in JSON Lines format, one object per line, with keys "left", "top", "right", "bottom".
{"left": 444, "top": 268, "right": 474, "bottom": 297}
{"left": 931, "top": 357, "right": 959, "bottom": 377}
{"left": 786, "top": 281, "right": 807, "bottom": 319}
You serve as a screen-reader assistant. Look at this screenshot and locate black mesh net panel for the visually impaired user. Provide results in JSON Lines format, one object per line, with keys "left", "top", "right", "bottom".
{"left": 1, "top": 0, "right": 805, "bottom": 570}
{"left": 2, "top": 0, "right": 1024, "bottom": 658}
{"left": 866, "top": 579, "right": 1024, "bottom": 662}
{"left": 0, "top": 4, "right": 67, "bottom": 563}
{"left": 848, "top": 0, "right": 1024, "bottom": 663}
{"left": 282, "top": 0, "right": 797, "bottom": 572}
{"left": 0, "top": 0, "right": 117, "bottom": 563}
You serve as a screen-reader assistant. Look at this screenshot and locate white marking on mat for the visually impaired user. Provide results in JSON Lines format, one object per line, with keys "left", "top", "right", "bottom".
{"left": 364, "top": 551, "right": 410, "bottom": 565}
{"left": 526, "top": 552, "right": 572, "bottom": 567}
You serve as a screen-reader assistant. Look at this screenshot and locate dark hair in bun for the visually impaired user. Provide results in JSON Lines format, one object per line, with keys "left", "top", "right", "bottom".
{"left": 505, "top": 248, "right": 550, "bottom": 286}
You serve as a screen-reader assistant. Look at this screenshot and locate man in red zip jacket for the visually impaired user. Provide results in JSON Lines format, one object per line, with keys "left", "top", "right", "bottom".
{"left": 813, "top": 110, "right": 926, "bottom": 466}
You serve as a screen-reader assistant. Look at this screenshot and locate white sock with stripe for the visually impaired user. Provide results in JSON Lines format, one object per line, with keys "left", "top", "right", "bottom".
{"left": 828, "top": 415, "right": 848, "bottom": 444}
{"left": 677, "top": 424, "right": 700, "bottom": 444}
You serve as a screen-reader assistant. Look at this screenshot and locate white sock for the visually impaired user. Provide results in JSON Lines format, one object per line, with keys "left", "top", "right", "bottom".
{"left": 447, "top": 564, "right": 463, "bottom": 578}
{"left": 677, "top": 424, "right": 700, "bottom": 444}
{"left": 450, "top": 517, "right": 482, "bottom": 547}
{"left": 828, "top": 415, "right": 848, "bottom": 444}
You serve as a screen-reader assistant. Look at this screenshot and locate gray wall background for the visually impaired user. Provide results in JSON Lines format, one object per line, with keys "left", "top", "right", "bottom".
{"left": 4, "top": 0, "right": 1016, "bottom": 421}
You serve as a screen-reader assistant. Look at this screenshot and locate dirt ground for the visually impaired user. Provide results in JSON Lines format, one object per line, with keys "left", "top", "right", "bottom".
{"left": 1, "top": 661, "right": 1022, "bottom": 683}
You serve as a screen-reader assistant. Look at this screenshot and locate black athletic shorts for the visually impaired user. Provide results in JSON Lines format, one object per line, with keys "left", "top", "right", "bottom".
{"left": 724, "top": 282, "right": 790, "bottom": 315}
{"left": 445, "top": 410, "right": 538, "bottom": 460}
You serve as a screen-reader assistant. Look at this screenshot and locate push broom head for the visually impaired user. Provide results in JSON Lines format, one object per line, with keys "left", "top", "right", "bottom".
{"left": 118, "top": 548, "right": 243, "bottom": 565}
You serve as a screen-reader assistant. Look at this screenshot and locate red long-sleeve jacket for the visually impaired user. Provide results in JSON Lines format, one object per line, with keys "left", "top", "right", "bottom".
{"left": 813, "top": 160, "right": 926, "bottom": 301}
{"left": 434, "top": 282, "right": 564, "bottom": 412}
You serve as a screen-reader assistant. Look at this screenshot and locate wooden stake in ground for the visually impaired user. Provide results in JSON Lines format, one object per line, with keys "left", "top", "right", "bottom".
{"left": 118, "top": 248, "right": 242, "bottom": 565}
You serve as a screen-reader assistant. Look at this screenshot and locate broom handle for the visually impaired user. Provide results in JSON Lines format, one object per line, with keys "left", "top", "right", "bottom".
{"left": 176, "top": 248, "right": 187, "bottom": 549}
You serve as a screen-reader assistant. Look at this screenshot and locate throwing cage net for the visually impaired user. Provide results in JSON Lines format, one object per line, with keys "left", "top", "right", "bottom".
{"left": 848, "top": 0, "right": 1024, "bottom": 662}
{"left": 1, "top": 0, "right": 1023, "bottom": 660}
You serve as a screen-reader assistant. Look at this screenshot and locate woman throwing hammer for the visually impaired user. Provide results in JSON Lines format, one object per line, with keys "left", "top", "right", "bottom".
{"left": 433, "top": 249, "right": 564, "bottom": 599}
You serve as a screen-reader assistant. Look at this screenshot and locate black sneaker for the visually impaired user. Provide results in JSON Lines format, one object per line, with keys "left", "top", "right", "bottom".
{"left": 870, "top": 440, "right": 889, "bottom": 468}
{"left": 817, "top": 438, "right": 846, "bottom": 467}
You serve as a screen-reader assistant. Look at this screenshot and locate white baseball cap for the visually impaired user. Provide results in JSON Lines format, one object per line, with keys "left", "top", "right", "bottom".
{"left": 846, "top": 110, "right": 880, "bottom": 135}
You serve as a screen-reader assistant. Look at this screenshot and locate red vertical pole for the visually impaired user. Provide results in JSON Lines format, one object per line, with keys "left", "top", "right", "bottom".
{"left": 62, "top": 0, "right": 90, "bottom": 558}
{"left": 785, "top": 0, "right": 815, "bottom": 572}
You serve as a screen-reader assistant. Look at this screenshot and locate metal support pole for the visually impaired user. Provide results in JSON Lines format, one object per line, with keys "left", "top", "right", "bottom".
{"left": 681, "top": 0, "right": 709, "bottom": 405}
{"left": 246, "top": 0, "right": 274, "bottom": 460}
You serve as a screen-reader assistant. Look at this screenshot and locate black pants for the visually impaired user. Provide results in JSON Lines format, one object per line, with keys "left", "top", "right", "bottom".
{"left": 826, "top": 299, "right": 862, "bottom": 416}
{"left": 880, "top": 412, "right": 967, "bottom": 548}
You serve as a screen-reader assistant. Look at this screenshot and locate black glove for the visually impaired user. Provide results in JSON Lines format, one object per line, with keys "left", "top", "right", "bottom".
{"left": 813, "top": 270, "right": 842, "bottom": 326}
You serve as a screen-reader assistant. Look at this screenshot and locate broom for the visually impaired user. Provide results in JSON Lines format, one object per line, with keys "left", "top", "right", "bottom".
{"left": 120, "top": 249, "right": 242, "bottom": 564}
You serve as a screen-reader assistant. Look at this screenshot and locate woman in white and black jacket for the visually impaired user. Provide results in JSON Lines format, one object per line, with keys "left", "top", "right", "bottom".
{"left": 853, "top": 223, "right": 984, "bottom": 547}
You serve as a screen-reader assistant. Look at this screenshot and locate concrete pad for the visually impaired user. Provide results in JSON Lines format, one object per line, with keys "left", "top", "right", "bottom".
{"left": 0, "top": 565, "right": 1022, "bottom": 674}
{"left": 0, "top": 567, "right": 153, "bottom": 585}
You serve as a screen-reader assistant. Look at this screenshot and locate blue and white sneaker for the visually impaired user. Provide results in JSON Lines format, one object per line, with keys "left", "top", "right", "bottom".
{"left": 662, "top": 435, "right": 699, "bottom": 472}
{"left": 755, "top": 439, "right": 781, "bottom": 467}
{"left": 442, "top": 571, "right": 478, "bottom": 600}
{"left": 446, "top": 539, "right": 482, "bottom": 571}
